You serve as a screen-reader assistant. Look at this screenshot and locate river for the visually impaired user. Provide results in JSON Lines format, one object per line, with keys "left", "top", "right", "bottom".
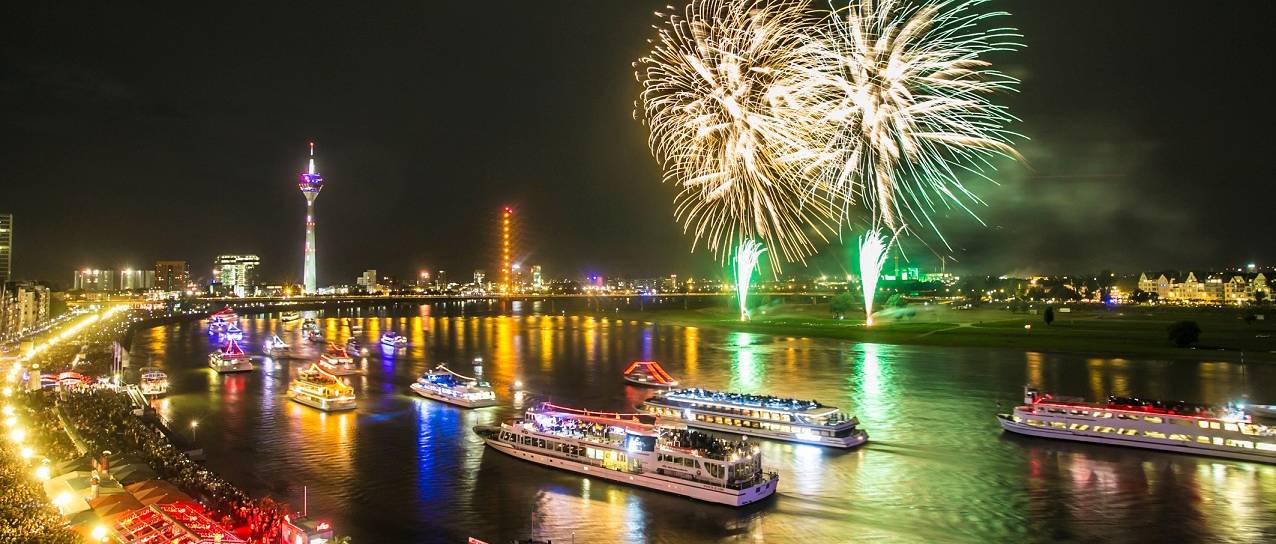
{"left": 127, "top": 304, "right": 1276, "bottom": 543}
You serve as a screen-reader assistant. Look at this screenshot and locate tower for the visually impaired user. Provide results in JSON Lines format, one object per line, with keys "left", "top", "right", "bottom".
{"left": 298, "top": 142, "right": 324, "bottom": 293}
{"left": 501, "top": 207, "right": 513, "bottom": 292}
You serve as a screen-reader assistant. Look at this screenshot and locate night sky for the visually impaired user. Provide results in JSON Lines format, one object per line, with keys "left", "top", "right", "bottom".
{"left": 2, "top": 1, "right": 1272, "bottom": 286}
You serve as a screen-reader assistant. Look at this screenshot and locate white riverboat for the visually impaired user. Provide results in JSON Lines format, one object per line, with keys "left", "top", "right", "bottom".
{"left": 208, "top": 339, "right": 253, "bottom": 373}
{"left": 410, "top": 365, "right": 497, "bottom": 408}
{"left": 287, "top": 364, "right": 356, "bottom": 412}
{"left": 264, "top": 335, "right": 290, "bottom": 352}
{"left": 138, "top": 367, "right": 168, "bottom": 396}
{"left": 345, "top": 338, "right": 368, "bottom": 355}
{"left": 380, "top": 331, "right": 407, "bottom": 349}
{"left": 473, "top": 403, "right": 778, "bottom": 506}
{"left": 998, "top": 386, "right": 1276, "bottom": 464}
{"left": 281, "top": 311, "right": 301, "bottom": 323}
{"left": 640, "top": 388, "right": 868, "bottom": 448}
{"left": 318, "top": 345, "right": 360, "bottom": 375}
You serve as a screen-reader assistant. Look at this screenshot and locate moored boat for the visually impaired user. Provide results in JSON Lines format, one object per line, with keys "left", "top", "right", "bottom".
{"left": 288, "top": 364, "right": 356, "bottom": 412}
{"left": 640, "top": 388, "right": 867, "bottom": 448}
{"left": 318, "top": 345, "right": 360, "bottom": 375}
{"left": 623, "top": 361, "right": 679, "bottom": 387}
{"left": 410, "top": 365, "right": 497, "bottom": 408}
{"left": 998, "top": 386, "right": 1276, "bottom": 463}
{"left": 208, "top": 339, "right": 253, "bottom": 373}
{"left": 473, "top": 403, "right": 778, "bottom": 506}
{"left": 138, "top": 367, "right": 169, "bottom": 396}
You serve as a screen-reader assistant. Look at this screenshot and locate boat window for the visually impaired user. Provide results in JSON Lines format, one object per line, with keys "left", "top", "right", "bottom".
{"left": 1050, "top": 422, "right": 1066, "bottom": 429}
{"left": 1225, "top": 439, "right": 1254, "bottom": 449}
{"left": 1169, "top": 434, "right": 1191, "bottom": 441}
{"left": 1257, "top": 443, "right": 1276, "bottom": 452}
{"left": 1210, "top": 422, "right": 1221, "bottom": 430}
{"left": 1223, "top": 423, "right": 1239, "bottom": 432}
{"left": 1143, "top": 431, "right": 1167, "bottom": 439}
{"left": 1197, "top": 436, "right": 1211, "bottom": 444}
{"left": 1143, "top": 416, "right": 1163, "bottom": 424}
{"left": 1198, "top": 421, "right": 1210, "bottom": 429}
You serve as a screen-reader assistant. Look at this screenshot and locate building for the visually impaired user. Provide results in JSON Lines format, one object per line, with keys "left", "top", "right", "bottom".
{"left": 213, "top": 255, "right": 260, "bottom": 296}
{"left": 2, "top": 281, "right": 50, "bottom": 336}
{"left": 154, "top": 260, "right": 190, "bottom": 291}
{"left": 473, "top": 270, "right": 485, "bottom": 287}
{"left": 356, "top": 270, "right": 378, "bottom": 293}
{"left": 0, "top": 214, "right": 12, "bottom": 285}
{"left": 298, "top": 142, "right": 325, "bottom": 293}
{"left": 74, "top": 268, "right": 116, "bottom": 291}
{"left": 531, "top": 265, "right": 543, "bottom": 289}
{"left": 1137, "top": 271, "right": 1270, "bottom": 305}
{"left": 119, "top": 269, "right": 156, "bottom": 290}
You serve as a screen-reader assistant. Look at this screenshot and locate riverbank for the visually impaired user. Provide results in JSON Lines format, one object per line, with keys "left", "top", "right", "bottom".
{"left": 578, "top": 302, "right": 1276, "bottom": 363}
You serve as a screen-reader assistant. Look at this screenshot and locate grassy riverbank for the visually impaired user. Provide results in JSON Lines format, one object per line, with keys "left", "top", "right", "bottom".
{"left": 581, "top": 301, "right": 1276, "bottom": 363}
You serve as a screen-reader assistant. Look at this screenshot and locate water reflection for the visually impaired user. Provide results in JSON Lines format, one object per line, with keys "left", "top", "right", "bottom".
{"left": 127, "top": 312, "right": 1276, "bottom": 543}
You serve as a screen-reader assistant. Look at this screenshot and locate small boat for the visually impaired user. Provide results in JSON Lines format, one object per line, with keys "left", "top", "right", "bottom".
{"left": 380, "top": 331, "right": 407, "bottom": 349}
{"left": 410, "top": 365, "right": 498, "bottom": 408}
{"left": 208, "top": 339, "right": 253, "bottom": 373}
{"left": 301, "top": 318, "right": 318, "bottom": 332}
{"left": 998, "top": 386, "right": 1276, "bottom": 464}
{"left": 224, "top": 323, "right": 244, "bottom": 340}
{"left": 281, "top": 311, "right": 302, "bottom": 323}
{"left": 138, "top": 367, "right": 168, "bottom": 396}
{"left": 264, "top": 335, "right": 290, "bottom": 352}
{"left": 622, "top": 361, "right": 679, "bottom": 387}
{"left": 345, "top": 338, "right": 367, "bottom": 355}
{"left": 640, "top": 388, "right": 868, "bottom": 448}
{"left": 210, "top": 306, "right": 239, "bottom": 323}
{"left": 473, "top": 403, "right": 779, "bottom": 506}
{"left": 305, "top": 330, "right": 323, "bottom": 343}
{"left": 207, "top": 317, "right": 227, "bottom": 335}
{"left": 318, "top": 345, "right": 360, "bottom": 375}
{"left": 288, "top": 364, "right": 356, "bottom": 412}
{"left": 347, "top": 319, "right": 363, "bottom": 333}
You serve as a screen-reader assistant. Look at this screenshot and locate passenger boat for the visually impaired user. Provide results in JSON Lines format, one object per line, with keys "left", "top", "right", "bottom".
{"left": 287, "top": 364, "right": 356, "bottom": 412}
{"left": 264, "top": 335, "right": 290, "bottom": 352}
{"left": 472, "top": 403, "right": 779, "bottom": 506}
{"left": 998, "top": 386, "right": 1276, "bottom": 463}
{"left": 345, "top": 338, "right": 367, "bottom": 355}
{"left": 318, "top": 345, "right": 360, "bottom": 375}
{"left": 622, "top": 361, "right": 678, "bottom": 387}
{"left": 208, "top": 339, "right": 253, "bottom": 373}
{"left": 224, "top": 323, "right": 244, "bottom": 340}
{"left": 640, "top": 388, "right": 868, "bottom": 448}
{"left": 211, "top": 306, "right": 239, "bottom": 323}
{"left": 207, "top": 317, "right": 227, "bottom": 335}
{"left": 410, "top": 365, "right": 498, "bottom": 408}
{"left": 281, "top": 311, "right": 301, "bottom": 323}
{"left": 138, "top": 367, "right": 168, "bottom": 396}
{"left": 380, "top": 331, "right": 407, "bottom": 349}
{"left": 301, "top": 318, "right": 318, "bottom": 331}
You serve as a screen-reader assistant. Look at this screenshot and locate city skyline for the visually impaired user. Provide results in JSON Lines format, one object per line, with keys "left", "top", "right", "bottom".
{"left": 3, "top": 2, "right": 1274, "bottom": 282}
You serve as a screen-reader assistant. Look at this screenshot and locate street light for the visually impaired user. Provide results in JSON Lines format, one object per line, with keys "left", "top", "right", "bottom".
{"left": 190, "top": 420, "right": 198, "bottom": 441}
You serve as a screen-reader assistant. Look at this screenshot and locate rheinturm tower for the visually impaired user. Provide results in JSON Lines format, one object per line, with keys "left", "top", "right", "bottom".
{"left": 298, "top": 141, "right": 324, "bottom": 293}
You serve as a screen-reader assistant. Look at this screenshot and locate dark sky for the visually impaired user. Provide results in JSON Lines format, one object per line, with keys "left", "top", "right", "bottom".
{"left": 2, "top": 1, "right": 1273, "bottom": 286}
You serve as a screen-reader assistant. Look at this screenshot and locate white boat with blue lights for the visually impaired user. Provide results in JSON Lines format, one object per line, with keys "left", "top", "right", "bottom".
{"left": 380, "top": 331, "right": 407, "bottom": 349}
{"left": 998, "top": 386, "right": 1276, "bottom": 463}
{"left": 640, "top": 388, "right": 868, "bottom": 448}
{"left": 473, "top": 403, "right": 778, "bottom": 506}
{"left": 410, "top": 365, "right": 497, "bottom": 408}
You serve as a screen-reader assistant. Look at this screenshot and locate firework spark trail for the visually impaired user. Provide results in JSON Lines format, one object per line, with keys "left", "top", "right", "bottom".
{"left": 636, "top": 0, "right": 836, "bottom": 268}
{"left": 858, "top": 229, "right": 889, "bottom": 325}
{"left": 734, "top": 240, "right": 766, "bottom": 321}
{"left": 799, "top": 0, "right": 1024, "bottom": 240}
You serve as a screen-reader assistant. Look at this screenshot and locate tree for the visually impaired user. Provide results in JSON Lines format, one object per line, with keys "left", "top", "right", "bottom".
{"left": 1043, "top": 306, "right": 1055, "bottom": 326}
{"left": 828, "top": 293, "right": 855, "bottom": 319}
{"left": 1244, "top": 311, "right": 1257, "bottom": 325}
{"left": 1255, "top": 290, "right": 1269, "bottom": 305}
{"left": 884, "top": 293, "right": 907, "bottom": 308}
{"left": 1166, "top": 320, "right": 1202, "bottom": 348}
{"left": 1131, "top": 288, "right": 1151, "bottom": 304}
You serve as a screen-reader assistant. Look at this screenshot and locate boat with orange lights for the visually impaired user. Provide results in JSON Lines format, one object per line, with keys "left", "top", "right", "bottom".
{"left": 288, "top": 364, "right": 356, "bottom": 412}
{"left": 208, "top": 339, "right": 253, "bottom": 373}
{"left": 998, "top": 386, "right": 1276, "bottom": 463}
{"left": 410, "top": 364, "right": 497, "bottom": 408}
{"left": 622, "top": 361, "right": 678, "bottom": 387}
{"left": 138, "top": 366, "right": 168, "bottom": 396}
{"left": 318, "top": 345, "right": 360, "bottom": 375}
{"left": 473, "top": 403, "right": 778, "bottom": 506}
{"left": 640, "top": 388, "right": 867, "bottom": 448}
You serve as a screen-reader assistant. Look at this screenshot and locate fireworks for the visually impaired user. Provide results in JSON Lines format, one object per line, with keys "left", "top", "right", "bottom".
{"left": 800, "top": 0, "right": 1023, "bottom": 237}
{"left": 734, "top": 240, "right": 766, "bottom": 321}
{"left": 636, "top": 0, "right": 834, "bottom": 267}
{"left": 857, "top": 229, "right": 889, "bottom": 326}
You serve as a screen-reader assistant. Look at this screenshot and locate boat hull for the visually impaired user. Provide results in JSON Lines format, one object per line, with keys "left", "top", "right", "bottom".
{"left": 318, "top": 363, "right": 361, "bottom": 376}
{"left": 208, "top": 359, "right": 253, "bottom": 373}
{"left": 411, "top": 383, "right": 498, "bottom": 408}
{"left": 644, "top": 404, "right": 868, "bottom": 449}
{"left": 289, "top": 392, "right": 356, "bottom": 412}
{"left": 997, "top": 415, "right": 1276, "bottom": 464}
{"left": 474, "top": 426, "right": 777, "bottom": 506}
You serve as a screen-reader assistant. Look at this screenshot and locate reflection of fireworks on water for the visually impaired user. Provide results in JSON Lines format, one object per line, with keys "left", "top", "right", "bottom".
{"left": 734, "top": 240, "right": 766, "bottom": 321}
{"left": 858, "top": 229, "right": 889, "bottom": 326}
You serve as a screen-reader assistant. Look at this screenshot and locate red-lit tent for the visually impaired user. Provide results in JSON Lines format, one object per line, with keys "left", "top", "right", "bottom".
{"left": 112, "top": 502, "right": 244, "bottom": 544}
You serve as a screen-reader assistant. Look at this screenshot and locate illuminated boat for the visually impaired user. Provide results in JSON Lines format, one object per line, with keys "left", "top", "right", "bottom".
{"left": 207, "top": 317, "right": 227, "bottom": 335}
{"left": 473, "top": 403, "right": 778, "bottom": 506}
{"left": 224, "top": 323, "right": 244, "bottom": 340}
{"left": 301, "top": 318, "right": 318, "bottom": 332}
{"left": 264, "top": 335, "right": 290, "bottom": 352}
{"left": 318, "top": 345, "right": 360, "bottom": 375}
{"left": 345, "top": 338, "right": 368, "bottom": 355}
{"left": 208, "top": 339, "right": 253, "bottom": 373}
{"left": 1249, "top": 405, "right": 1276, "bottom": 419}
{"left": 138, "top": 367, "right": 169, "bottom": 396}
{"left": 622, "top": 361, "right": 679, "bottom": 388}
{"left": 211, "top": 306, "right": 239, "bottom": 323}
{"left": 410, "top": 365, "right": 497, "bottom": 408}
{"left": 287, "top": 364, "right": 356, "bottom": 412}
{"left": 281, "top": 311, "right": 301, "bottom": 322}
{"left": 347, "top": 319, "right": 363, "bottom": 333}
{"left": 305, "top": 330, "right": 323, "bottom": 343}
{"left": 998, "top": 386, "right": 1276, "bottom": 463}
{"left": 640, "top": 388, "right": 868, "bottom": 448}
{"left": 380, "top": 331, "right": 407, "bottom": 349}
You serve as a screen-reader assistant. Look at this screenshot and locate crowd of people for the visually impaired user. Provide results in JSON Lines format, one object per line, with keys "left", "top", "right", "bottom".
{"left": 0, "top": 441, "right": 80, "bottom": 543}
{"left": 53, "top": 387, "right": 286, "bottom": 543}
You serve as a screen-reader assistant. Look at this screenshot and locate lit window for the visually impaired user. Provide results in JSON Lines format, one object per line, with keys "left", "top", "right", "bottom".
{"left": 1223, "top": 423, "right": 1239, "bottom": 432}
{"left": 1144, "top": 431, "right": 1167, "bottom": 439}
{"left": 1257, "top": 443, "right": 1276, "bottom": 452}
{"left": 1198, "top": 421, "right": 1210, "bottom": 429}
{"left": 1144, "top": 416, "right": 1163, "bottom": 424}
